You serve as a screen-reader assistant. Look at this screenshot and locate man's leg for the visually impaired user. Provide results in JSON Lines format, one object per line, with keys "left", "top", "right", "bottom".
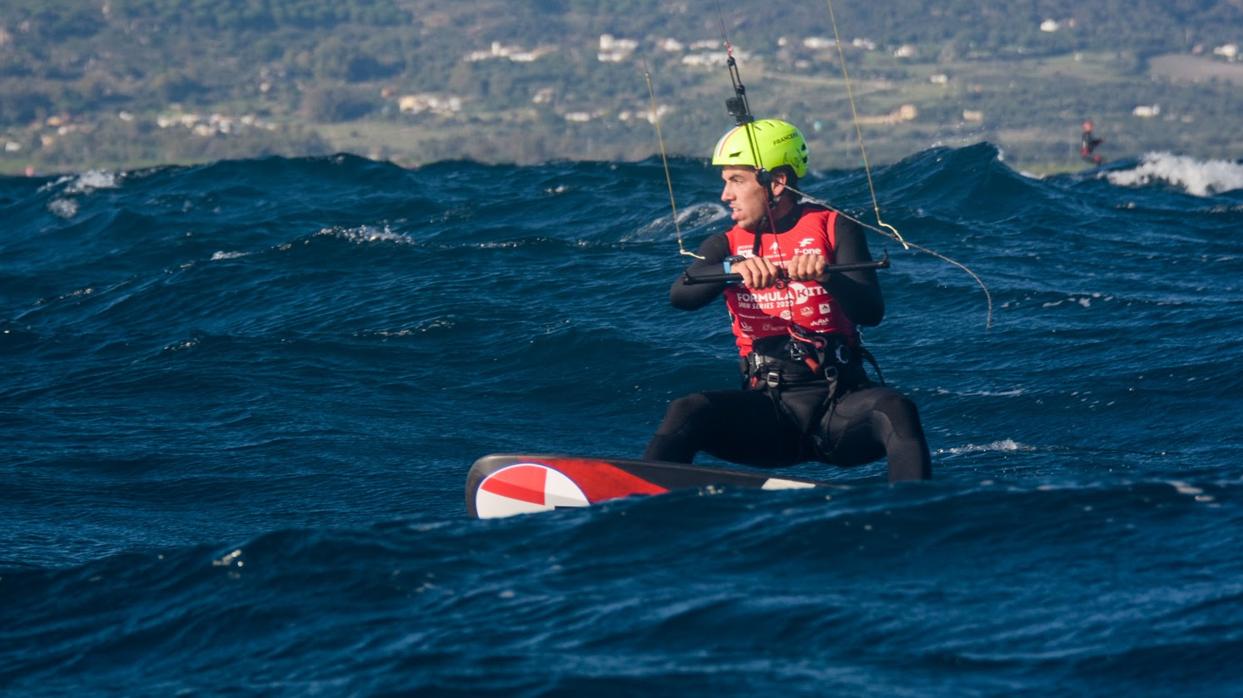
{"left": 644, "top": 389, "right": 804, "bottom": 467}
{"left": 823, "top": 386, "right": 932, "bottom": 482}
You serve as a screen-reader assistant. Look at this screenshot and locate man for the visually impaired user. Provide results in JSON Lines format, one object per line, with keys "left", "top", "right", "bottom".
{"left": 643, "top": 118, "right": 931, "bottom": 482}
{"left": 1080, "top": 120, "right": 1105, "bottom": 166}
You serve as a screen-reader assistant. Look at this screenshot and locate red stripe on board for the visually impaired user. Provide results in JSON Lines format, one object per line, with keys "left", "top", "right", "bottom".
{"left": 479, "top": 464, "right": 548, "bottom": 505}
{"left": 541, "top": 459, "right": 669, "bottom": 503}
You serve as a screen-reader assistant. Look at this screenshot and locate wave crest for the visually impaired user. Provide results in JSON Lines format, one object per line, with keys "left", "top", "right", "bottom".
{"left": 1106, "top": 152, "right": 1243, "bottom": 197}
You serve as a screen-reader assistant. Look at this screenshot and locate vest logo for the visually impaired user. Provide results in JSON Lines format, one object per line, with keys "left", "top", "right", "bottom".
{"left": 799, "top": 237, "right": 815, "bottom": 247}
{"left": 738, "top": 289, "right": 795, "bottom": 304}
{"left": 819, "top": 303, "right": 832, "bottom": 314}
{"left": 789, "top": 283, "right": 827, "bottom": 304}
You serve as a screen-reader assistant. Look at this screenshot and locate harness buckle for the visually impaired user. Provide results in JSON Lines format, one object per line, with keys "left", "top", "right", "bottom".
{"left": 834, "top": 344, "right": 852, "bottom": 365}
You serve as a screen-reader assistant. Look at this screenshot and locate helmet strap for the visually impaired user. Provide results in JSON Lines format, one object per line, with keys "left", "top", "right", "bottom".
{"left": 719, "top": 41, "right": 784, "bottom": 255}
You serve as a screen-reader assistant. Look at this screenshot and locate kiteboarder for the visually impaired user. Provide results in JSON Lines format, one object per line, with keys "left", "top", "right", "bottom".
{"left": 643, "top": 119, "right": 932, "bottom": 483}
{"left": 1080, "top": 120, "right": 1105, "bottom": 166}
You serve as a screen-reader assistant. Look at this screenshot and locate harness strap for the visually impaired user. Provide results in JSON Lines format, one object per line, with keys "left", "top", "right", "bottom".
{"left": 741, "top": 332, "right": 885, "bottom": 461}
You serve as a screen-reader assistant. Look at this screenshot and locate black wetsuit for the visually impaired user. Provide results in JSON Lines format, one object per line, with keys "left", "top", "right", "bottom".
{"left": 643, "top": 204, "right": 932, "bottom": 482}
{"left": 1081, "top": 131, "right": 1104, "bottom": 165}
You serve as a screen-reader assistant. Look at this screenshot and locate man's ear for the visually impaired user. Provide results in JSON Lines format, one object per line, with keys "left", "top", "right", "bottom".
{"left": 769, "top": 170, "right": 789, "bottom": 198}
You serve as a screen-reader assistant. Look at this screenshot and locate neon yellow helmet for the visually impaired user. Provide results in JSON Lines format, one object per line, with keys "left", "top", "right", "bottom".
{"left": 711, "top": 118, "right": 808, "bottom": 178}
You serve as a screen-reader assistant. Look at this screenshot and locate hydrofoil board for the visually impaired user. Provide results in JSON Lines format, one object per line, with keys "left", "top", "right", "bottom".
{"left": 466, "top": 453, "right": 826, "bottom": 519}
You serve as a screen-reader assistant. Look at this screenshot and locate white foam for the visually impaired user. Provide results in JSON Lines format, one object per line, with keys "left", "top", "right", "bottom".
{"left": 1106, "top": 152, "right": 1243, "bottom": 197}
{"left": 1169, "top": 479, "right": 1216, "bottom": 503}
{"left": 48, "top": 198, "right": 79, "bottom": 218}
{"left": 934, "top": 387, "right": 1026, "bottom": 397}
{"left": 939, "top": 439, "right": 1034, "bottom": 455}
{"left": 163, "top": 337, "right": 199, "bottom": 352}
{"left": 39, "top": 169, "right": 122, "bottom": 195}
{"left": 1169, "top": 480, "right": 1202, "bottom": 496}
{"left": 210, "top": 250, "right": 249, "bottom": 260}
{"left": 314, "top": 224, "right": 412, "bottom": 245}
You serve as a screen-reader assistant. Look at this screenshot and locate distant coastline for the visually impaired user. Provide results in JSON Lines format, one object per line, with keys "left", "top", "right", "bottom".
{"left": 3, "top": 1, "right": 1242, "bottom": 176}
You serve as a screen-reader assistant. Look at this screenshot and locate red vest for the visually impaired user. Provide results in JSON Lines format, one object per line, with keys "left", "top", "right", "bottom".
{"left": 723, "top": 209, "right": 857, "bottom": 356}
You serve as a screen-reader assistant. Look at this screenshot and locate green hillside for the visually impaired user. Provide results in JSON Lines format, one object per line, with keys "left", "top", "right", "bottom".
{"left": 3, "top": 0, "right": 1242, "bottom": 174}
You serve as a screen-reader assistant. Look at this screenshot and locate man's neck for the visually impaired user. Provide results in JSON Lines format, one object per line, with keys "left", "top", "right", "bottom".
{"left": 759, "top": 196, "right": 799, "bottom": 233}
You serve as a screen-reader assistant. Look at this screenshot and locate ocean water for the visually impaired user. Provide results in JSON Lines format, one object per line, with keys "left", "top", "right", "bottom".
{"left": 2, "top": 144, "right": 1242, "bottom": 696}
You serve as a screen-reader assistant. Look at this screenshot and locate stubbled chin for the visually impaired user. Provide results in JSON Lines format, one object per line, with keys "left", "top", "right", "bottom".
{"left": 732, "top": 213, "right": 758, "bottom": 230}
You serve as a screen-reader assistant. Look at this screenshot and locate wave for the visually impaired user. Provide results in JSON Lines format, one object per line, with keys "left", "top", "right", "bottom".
{"left": 1106, "top": 152, "right": 1243, "bottom": 197}
{"left": 3, "top": 144, "right": 1243, "bottom": 696}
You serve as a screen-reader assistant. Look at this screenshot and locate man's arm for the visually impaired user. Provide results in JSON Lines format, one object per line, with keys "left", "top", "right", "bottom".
{"left": 669, "top": 233, "right": 731, "bottom": 310}
{"left": 825, "top": 216, "right": 885, "bottom": 326}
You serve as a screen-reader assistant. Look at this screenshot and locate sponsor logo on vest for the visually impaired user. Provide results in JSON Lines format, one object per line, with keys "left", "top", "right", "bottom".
{"left": 737, "top": 290, "right": 793, "bottom": 304}
{"left": 789, "top": 283, "right": 827, "bottom": 304}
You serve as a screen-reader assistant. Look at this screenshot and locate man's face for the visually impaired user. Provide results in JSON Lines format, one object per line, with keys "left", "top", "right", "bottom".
{"left": 719, "top": 166, "right": 769, "bottom": 231}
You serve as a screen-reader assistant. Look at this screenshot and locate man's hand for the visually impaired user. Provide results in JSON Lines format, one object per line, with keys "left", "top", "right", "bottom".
{"left": 785, "top": 253, "right": 827, "bottom": 281}
{"left": 732, "top": 256, "right": 783, "bottom": 289}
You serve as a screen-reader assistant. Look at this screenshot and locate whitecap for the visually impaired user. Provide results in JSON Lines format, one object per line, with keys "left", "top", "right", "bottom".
{"left": 163, "top": 337, "right": 200, "bottom": 352}
{"left": 1169, "top": 480, "right": 1202, "bottom": 496}
{"left": 934, "top": 387, "right": 1026, "bottom": 397}
{"left": 939, "top": 439, "right": 1034, "bottom": 455}
{"left": 48, "top": 198, "right": 79, "bottom": 218}
{"left": 314, "top": 224, "right": 413, "bottom": 245}
{"left": 1106, "top": 152, "right": 1243, "bottom": 197}
{"left": 1169, "top": 480, "right": 1216, "bottom": 503}
{"left": 39, "top": 169, "right": 123, "bottom": 195}
{"left": 211, "top": 548, "right": 244, "bottom": 567}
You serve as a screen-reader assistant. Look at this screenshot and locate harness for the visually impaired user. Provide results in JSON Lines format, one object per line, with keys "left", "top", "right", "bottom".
{"left": 743, "top": 329, "right": 879, "bottom": 387}
{"left": 741, "top": 329, "right": 884, "bottom": 460}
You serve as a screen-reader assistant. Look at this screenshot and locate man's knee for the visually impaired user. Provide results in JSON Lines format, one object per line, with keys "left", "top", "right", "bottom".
{"left": 656, "top": 393, "right": 713, "bottom": 433}
{"left": 873, "top": 391, "right": 923, "bottom": 436}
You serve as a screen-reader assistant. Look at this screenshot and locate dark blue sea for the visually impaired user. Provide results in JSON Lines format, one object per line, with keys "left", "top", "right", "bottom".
{"left": 3, "top": 145, "right": 1243, "bottom": 696}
